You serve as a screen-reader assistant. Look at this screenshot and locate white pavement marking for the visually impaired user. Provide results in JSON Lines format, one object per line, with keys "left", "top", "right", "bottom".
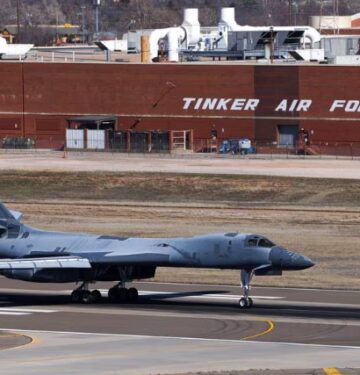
{"left": 0, "top": 308, "right": 57, "bottom": 313}
{"left": 0, "top": 312, "right": 30, "bottom": 316}
{"left": 62, "top": 289, "right": 284, "bottom": 301}
{"left": 0, "top": 308, "right": 57, "bottom": 316}
{"left": 138, "top": 291, "right": 284, "bottom": 300}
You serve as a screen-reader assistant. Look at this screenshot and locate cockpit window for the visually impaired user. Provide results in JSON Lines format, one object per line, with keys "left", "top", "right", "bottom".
{"left": 246, "top": 236, "right": 259, "bottom": 247}
{"left": 246, "top": 236, "right": 275, "bottom": 248}
{"left": 7, "top": 223, "right": 20, "bottom": 239}
{"left": 258, "top": 238, "right": 275, "bottom": 248}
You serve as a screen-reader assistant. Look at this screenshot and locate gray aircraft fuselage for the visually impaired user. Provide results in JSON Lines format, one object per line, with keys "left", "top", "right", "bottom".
{"left": 0, "top": 223, "right": 313, "bottom": 283}
{"left": 0, "top": 204, "right": 314, "bottom": 307}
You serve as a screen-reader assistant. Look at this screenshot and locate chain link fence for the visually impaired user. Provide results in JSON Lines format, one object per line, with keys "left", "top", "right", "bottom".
{"left": 193, "top": 138, "right": 360, "bottom": 159}
{"left": 2, "top": 135, "right": 360, "bottom": 160}
{"left": 1, "top": 137, "right": 36, "bottom": 149}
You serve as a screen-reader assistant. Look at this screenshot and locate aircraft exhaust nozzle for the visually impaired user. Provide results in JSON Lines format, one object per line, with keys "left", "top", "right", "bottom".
{"left": 269, "top": 247, "right": 314, "bottom": 270}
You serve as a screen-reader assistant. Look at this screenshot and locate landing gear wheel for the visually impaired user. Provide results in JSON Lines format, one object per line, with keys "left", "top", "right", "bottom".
{"left": 91, "top": 290, "right": 102, "bottom": 303}
{"left": 71, "top": 290, "right": 81, "bottom": 303}
{"left": 81, "top": 290, "right": 93, "bottom": 304}
{"left": 239, "top": 297, "right": 248, "bottom": 308}
{"left": 247, "top": 297, "right": 253, "bottom": 308}
{"left": 128, "top": 287, "right": 138, "bottom": 303}
{"left": 108, "top": 287, "right": 129, "bottom": 303}
{"left": 117, "top": 287, "right": 129, "bottom": 302}
{"left": 108, "top": 287, "right": 118, "bottom": 302}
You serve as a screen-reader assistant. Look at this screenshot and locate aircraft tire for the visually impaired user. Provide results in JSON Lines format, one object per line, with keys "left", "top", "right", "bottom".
{"left": 81, "top": 290, "right": 93, "bottom": 304}
{"left": 108, "top": 287, "right": 129, "bottom": 303}
{"left": 116, "top": 288, "right": 129, "bottom": 303}
{"left": 128, "top": 288, "right": 138, "bottom": 302}
{"left": 248, "top": 297, "right": 253, "bottom": 308}
{"left": 91, "top": 290, "right": 102, "bottom": 303}
{"left": 108, "top": 287, "right": 118, "bottom": 302}
{"left": 71, "top": 290, "right": 81, "bottom": 303}
{"left": 238, "top": 297, "right": 248, "bottom": 308}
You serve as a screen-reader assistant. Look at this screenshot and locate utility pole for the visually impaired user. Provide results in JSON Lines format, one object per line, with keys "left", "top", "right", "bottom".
{"left": 16, "top": 0, "right": 21, "bottom": 42}
{"left": 333, "top": 0, "right": 339, "bottom": 35}
{"left": 270, "top": 26, "right": 274, "bottom": 64}
{"left": 288, "top": 0, "right": 293, "bottom": 26}
{"left": 81, "top": 5, "right": 86, "bottom": 43}
{"left": 319, "top": 0, "right": 324, "bottom": 33}
{"left": 94, "top": 0, "right": 100, "bottom": 36}
{"left": 55, "top": 7, "right": 59, "bottom": 43}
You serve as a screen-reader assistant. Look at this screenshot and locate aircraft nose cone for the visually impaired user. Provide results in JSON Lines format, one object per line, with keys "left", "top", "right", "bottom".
{"left": 269, "top": 247, "right": 314, "bottom": 270}
{"left": 297, "top": 255, "right": 315, "bottom": 269}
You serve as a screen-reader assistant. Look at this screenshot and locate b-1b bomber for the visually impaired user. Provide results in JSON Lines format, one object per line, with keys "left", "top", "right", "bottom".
{"left": 0, "top": 203, "right": 314, "bottom": 308}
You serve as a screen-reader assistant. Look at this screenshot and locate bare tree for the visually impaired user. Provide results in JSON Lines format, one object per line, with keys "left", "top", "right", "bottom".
{"left": 1, "top": 0, "right": 360, "bottom": 42}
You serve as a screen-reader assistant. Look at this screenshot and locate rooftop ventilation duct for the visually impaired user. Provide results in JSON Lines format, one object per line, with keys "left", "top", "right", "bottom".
{"left": 219, "top": 7, "right": 238, "bottom": 31}
{"left": 182, "top": 8, "right": 201, "bottom": 46}
{"left": 148, "top": 8, "right": 201, "bottom": 62}
{"left": 218, "top": 7, "right": 321, "bottom": 48}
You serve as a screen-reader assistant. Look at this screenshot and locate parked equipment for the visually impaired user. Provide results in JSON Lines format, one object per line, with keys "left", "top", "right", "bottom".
{"left": 219, "top": 139, "right": 256, "bottom": 155}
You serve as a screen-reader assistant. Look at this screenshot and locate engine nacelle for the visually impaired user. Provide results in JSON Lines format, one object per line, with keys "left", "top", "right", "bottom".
{"left": 1, "top": 265, "right": 156, "bottom": 283}
{"left": 2, "top": 269, "right": 87, "bottom": 283}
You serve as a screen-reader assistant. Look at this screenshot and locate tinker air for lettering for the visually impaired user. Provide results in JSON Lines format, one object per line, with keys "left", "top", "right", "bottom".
{"left": 183, "top": 98, "right": 260, "bottom": 111}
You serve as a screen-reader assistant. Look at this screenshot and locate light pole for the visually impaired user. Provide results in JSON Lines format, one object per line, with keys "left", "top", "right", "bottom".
{"left": 16, "top": 0, "right": 21, "bottom": 42}
{"left": 270, "top": 26, "right": 274, "bottom": 64}
{"left": 94, "top": 0, "right": 100, "bottom": 35}
{"left": 81, "top": 5, "right": 86, "bottom": 43}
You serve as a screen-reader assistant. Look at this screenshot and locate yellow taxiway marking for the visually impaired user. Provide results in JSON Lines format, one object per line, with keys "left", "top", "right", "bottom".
{"left": 324, "top": 368, "right": 343, "bottom": 375}
{"left": 29, "top": 335, "right": 41, "bottom": 346}
{"left": 0, "top": 332, "right": 40, "bottom": 351}
{"left": 241, "top": 319, "right": 274, "bottom": 341}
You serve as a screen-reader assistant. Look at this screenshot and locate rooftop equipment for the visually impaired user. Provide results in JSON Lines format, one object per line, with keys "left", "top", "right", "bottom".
{"left": 145, "top": 7, "right": 322, "bottom": 63}
{"left": 0, "top": 36, "right": 33, "bottom": 59}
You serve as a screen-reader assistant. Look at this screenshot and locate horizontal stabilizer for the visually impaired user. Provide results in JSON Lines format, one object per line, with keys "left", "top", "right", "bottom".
{"left": 0, "top": 256, "right": 91, "bottom": 270}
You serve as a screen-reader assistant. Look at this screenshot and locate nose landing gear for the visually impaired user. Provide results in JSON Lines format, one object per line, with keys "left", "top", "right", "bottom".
{"left": 239, "top": 269, "right": 254, "bottom": 309}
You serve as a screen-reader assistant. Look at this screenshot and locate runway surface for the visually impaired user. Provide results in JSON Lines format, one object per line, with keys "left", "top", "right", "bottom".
{"left": 0, "top": 279, "right": 359, "bottom": 374}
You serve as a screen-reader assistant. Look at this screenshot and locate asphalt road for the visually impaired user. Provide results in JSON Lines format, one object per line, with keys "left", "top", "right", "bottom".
{"left": 0, "top": 279, "right": 359, "bottom": 374}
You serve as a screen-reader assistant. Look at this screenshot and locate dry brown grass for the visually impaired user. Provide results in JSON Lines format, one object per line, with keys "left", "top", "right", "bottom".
{"left": 1, "top": 171, "right": 360, "bottom": 206}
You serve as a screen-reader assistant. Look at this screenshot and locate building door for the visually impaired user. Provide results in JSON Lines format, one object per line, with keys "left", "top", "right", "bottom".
{"left": 278, "top": 125, "right": 298, "bottom": 147}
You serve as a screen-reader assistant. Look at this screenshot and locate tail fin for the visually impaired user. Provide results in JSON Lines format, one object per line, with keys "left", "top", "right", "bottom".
{"left": 0, "top": 202, "right": 23, "bottom": 222}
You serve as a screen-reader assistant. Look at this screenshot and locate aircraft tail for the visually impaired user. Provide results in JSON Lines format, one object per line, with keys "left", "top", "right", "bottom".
{"left": 0, "top": 202, "right": 23, "bottom": 222}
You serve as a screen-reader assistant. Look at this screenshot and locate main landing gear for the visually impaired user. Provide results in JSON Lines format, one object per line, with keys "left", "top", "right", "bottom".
{"left": 108, "top": 285, "right": 139, "bottom": 303}
{"left": 238, "top": 269, "right": 254, "bottom": 309}
{"left": 70, "top": 282, "right": 139, "bottom": 304}
{"left": 71, "top": 283, "right": 102, "bottom": 304}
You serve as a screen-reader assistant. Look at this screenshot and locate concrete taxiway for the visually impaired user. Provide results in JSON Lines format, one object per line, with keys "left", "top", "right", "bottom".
{"left": 0, "top": 279, "right": 359, "bottom": 374}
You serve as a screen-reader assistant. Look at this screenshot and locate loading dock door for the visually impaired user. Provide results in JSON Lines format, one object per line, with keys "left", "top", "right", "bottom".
{"left": 278, "top": 125, "right": 298, "bottom": 146}
{"left": 87, "top": 130, "right": 105, "bottom": 149}
{"left": 66, "top": 129, "right": 84, "bottom": 149}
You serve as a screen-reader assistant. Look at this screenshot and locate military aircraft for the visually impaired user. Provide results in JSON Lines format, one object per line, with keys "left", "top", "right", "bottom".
{"left": 0, "top": 203, "right": 314, "bottom": 308}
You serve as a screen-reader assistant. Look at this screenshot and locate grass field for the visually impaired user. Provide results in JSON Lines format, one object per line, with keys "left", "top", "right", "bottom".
{"left": 2, "top": 171, "right": 360, "bottom": 206}
{"left": 3, "top": 171, "right": 360, "bottom": 290}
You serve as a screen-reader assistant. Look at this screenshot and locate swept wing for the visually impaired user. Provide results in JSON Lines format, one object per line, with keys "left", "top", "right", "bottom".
{"left": 0, "top": 256, "right": 91, "bottom": 270}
